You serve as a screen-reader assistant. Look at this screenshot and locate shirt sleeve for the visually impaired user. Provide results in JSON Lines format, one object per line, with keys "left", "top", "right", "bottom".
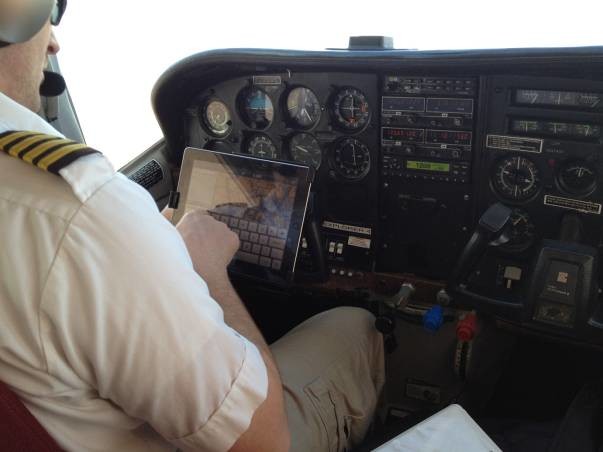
{"left": 39, "top": 174, "right": 268, "bottom": 452}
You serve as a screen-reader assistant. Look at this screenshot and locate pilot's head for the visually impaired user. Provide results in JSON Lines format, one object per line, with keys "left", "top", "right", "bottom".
{"left": 0, "top": 0, "right": 64, "bottom": 112}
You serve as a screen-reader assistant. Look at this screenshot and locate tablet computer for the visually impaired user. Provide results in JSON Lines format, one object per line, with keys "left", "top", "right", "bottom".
{"left": 173, "top": 147, "right": 313, "bottom": 281}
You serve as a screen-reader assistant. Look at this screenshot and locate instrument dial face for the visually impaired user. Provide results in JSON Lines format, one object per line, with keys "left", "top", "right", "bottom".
{"left": 492, "top": 156, "right": 541, "bottom": 202}
{"left": 240, "top": 87, "right": 274, "bottom": 129}
{"left": 289, "top": 133, "right": 322, "bottom": 169}
{"left": 557, "top": 160, "right": 597, "bottom": 196}
{"left": 247, "top": 134, "right": 278, "bottom": 159}
{"left": 331, "top": 138, "right": 371, "bottom": 180}
{"left": 286, "top": 87, "right": 321, "bottom": 129}
{"left": 202, "top": 99, "right": 232, "bottom": 137}
{"left": 502, "top": 209, "right": 536, "bottom": 252}
{"left": 331, "top": 87, "right": 370, "bottom": 131}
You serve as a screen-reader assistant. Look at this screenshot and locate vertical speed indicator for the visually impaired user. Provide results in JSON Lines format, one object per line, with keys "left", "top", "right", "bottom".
{"left": 289, "top": 133, "right": 322, "bottom": 169}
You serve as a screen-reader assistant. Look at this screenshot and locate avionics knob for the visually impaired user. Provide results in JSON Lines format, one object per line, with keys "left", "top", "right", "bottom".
{"left": 403, "top": 145, "right": 415, "bottom": 155}
{"left": 406, "top": 114, "right": 418, "bottom": 125}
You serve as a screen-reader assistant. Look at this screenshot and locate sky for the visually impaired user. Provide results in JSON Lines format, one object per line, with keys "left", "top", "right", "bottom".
{"left": 54, "top": 0, "right": 603, "bottom": 169}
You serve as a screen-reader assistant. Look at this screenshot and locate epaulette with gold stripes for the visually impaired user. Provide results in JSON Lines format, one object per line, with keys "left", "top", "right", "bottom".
{"left": 0, "top": 130, "right": 101, "bottom": 175}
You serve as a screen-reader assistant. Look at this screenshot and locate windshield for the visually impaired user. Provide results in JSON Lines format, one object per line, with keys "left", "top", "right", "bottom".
{"left": 55, "top": 0, "right": 602, "bottom": 169}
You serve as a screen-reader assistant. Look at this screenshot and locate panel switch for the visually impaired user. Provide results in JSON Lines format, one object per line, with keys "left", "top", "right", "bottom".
{"left": 503, "top": 266, "right": 522, "bottom": 289}
{"left": 328, "top": 241, "right": 336, "bottom": 253}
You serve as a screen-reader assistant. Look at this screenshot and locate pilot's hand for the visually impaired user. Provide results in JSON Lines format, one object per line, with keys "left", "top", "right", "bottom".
{"left": 175, "top": 210, "right": 240, "bottom": 287}
{"left": 161, "top": 206, "right": 174, "bottom": 222}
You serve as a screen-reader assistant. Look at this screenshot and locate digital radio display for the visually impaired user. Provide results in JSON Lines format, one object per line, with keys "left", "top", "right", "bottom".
{"left": 406, "top": 161, "right": 451, "bottom": 172}
{"left": 382, "top": 127, "right": 425, "bottom": 143}
{"left": 382, "top": 96, "right": 426, "bottom": 113}
{"left": 425, "top": 129, "right": 472, "bottom": 145}
{"left": 425, "top": 98, "right": 474, "bottom": 114}
{"left": 510, "top": 119, "right": 601, "bottom": 139}
{"left": 515, "top": 89, "right": 602, "bottom": 108}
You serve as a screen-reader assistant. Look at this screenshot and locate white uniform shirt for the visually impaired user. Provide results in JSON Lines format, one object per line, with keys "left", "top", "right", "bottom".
{"left": 0, "top": 92, "right": 268, "bottom": 451}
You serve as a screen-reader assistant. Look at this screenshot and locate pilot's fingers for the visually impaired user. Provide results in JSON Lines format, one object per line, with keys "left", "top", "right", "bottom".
{"left": 161, "top": 206, "right": 174, "bottom": 221}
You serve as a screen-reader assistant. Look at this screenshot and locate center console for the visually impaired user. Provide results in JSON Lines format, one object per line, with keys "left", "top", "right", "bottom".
{"left": 378, "top": 76, "right": 477, "bottom": 278}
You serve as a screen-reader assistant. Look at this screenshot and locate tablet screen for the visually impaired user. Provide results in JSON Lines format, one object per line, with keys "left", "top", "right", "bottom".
{"left": 174, "top": 148, "right": 312, "bottom": 279}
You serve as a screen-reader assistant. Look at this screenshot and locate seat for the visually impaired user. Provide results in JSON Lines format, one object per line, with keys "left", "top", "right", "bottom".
{"left": 0, "top": 380, "right": 61, "bottom": 451}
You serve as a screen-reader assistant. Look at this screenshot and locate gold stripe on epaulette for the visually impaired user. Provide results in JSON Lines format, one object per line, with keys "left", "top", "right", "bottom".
{"left": 0, "top": 130, "right": 101, "bottom": 175}
{"left": 38, "top": 143, "right": 89, "bottom": 170}
{"left": 0, "top": 131, "right": 37, "bottom": 148}
{"left": 9, "top": 134, "right": 60, "bottom": 157}
{"left": 22, "top": 138, "right": 74, "bottom": 163}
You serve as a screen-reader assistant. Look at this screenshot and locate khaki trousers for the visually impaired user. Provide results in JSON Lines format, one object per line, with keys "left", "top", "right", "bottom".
{"left": 271, "top": 307, "right": 385, "bottom": 452}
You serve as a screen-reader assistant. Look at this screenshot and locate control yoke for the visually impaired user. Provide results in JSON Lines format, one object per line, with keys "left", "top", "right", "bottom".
{"left": 448, "top": 203, "right": 512, "bottom": 291}
{"left": 449, "top": 205, "right": 601, "bottom": 335}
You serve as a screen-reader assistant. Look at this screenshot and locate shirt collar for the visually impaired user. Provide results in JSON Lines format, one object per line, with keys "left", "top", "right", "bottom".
{"left": 0, "top": 91, "right": 116, "bottom": 203}
{"left": 0, "top": 91, "right": 65, "bottom": 137}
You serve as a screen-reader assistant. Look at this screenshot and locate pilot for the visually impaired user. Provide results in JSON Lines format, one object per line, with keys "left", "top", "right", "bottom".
{"left": 0, "top": 1, "right": 384, "bottom": 451}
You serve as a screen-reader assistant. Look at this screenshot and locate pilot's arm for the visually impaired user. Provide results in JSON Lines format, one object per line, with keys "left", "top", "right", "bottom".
{"left": 40, "top": 175, "right": 288, "bottom": 451}
{"left": 176, "top": 210, "right": 290, "bottom": 452}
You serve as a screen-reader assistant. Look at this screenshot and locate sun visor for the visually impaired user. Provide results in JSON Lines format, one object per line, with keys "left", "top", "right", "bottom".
{"left": 0, "top": 0, "right": 54, "bottom": 46}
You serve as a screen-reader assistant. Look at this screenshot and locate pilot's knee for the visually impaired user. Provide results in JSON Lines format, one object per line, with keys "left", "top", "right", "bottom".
{"left": 319, "top": 307, "right": 384, "bottom": 358}
{"left": 323, "top": 306, "right": 378, "bottom": 335}
{"left": 321, "top": 305, "right": 375, "bottom": 327}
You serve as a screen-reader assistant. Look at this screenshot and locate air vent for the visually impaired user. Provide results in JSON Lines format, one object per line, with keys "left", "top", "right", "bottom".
{"left": 129, "top": 159, "right": 164, "bottom": 189}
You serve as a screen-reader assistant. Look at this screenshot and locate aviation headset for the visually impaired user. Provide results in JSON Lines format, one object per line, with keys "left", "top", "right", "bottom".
{"left": 0, "top": 0, "right": 67, "bottom": 96}
{"left": 0, "top": 0, "right": 66, "bottom": 47}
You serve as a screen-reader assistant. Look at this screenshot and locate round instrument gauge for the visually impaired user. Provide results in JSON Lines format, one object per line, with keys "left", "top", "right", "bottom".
{"left": 330, "top": 87, "right": 370, "bottom": 131}
{"left": 502, "top": 209, "right": 536, "bottom": 252}
{"left": 247, "top": 134, "right": 278, "bottom": 159}
{"left": 557, "top": 160, "right": 597, "bottom": 196}
{"left": 289, "top": 133, "right": 322, "bottom": 169}
{"left": 331, "top": 138, "right": 371, "bottom": 180}
{"left": 286, "top": 87, "right": 321, "bottom": 129}
{"left": 240, "top": 87, "right": 274, "bottom": 129}
{"left": 201, "top": 99, "right": 231, "bottom": 137}
{"left": 491, "top": 156, "right": 541, "bottom": 202}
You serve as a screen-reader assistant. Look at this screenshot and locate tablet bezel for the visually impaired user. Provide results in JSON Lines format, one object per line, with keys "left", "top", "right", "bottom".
{"left": 173, "top": 147, "right": 313, "bottom": 281}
